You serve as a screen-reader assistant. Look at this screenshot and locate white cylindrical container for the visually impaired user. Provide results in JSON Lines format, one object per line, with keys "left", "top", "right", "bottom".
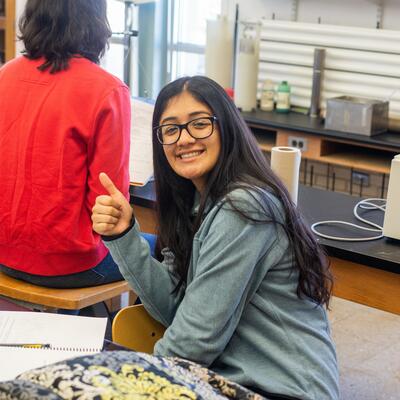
{"left": 234, "top": 35, "right": 258, "bottom": 112}
{"left": 271, "top": 146, "right": 301, "bottom": 205}
{"left": 205, "top": 17, "right": 233, "bottom": 89}
{"left": 383, "top": 154, "right": 400, "bottom": 240}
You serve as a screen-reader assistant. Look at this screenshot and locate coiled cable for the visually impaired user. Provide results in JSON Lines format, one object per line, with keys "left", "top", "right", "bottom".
{"left": 311, "top": 198, "right": 386, "bottom": 242}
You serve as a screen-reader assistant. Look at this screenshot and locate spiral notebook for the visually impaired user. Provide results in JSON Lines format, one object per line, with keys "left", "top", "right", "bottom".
{"left": 0, "top": 311, "right": 107, "bottom": 381}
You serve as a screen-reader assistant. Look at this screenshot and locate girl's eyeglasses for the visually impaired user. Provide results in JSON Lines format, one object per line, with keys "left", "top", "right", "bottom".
{"left": 154, "top": 116, "right": 218, "bottom": 145}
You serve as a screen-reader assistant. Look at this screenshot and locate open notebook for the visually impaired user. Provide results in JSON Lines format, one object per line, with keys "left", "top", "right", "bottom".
{"left": 130, "top": 98, "right": 155, "bottom": 186}
{"left": 0, "top": 311, "right": 107, "bottom": 381}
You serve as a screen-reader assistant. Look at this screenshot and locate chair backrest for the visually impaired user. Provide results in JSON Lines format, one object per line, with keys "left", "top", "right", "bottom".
{"left": 0, "top": 271, "right": 130, "bottom": 310}
{"left": 112, "top": 304, "right": 166, "bottom": 353}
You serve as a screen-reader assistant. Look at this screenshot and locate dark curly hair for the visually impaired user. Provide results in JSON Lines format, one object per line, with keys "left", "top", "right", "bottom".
{"left": 19, "top": 0, "right": 111, "bottom": 73}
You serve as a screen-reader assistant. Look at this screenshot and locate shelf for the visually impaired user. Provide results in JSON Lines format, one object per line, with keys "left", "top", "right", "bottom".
{"left": 254, "top": 133, "right": 274, "bottom": 152}
{"left": 248, "top": 115, "right": 394, "bottom": 198}
{"left": 318, "top": 152, "right": 391, "bottom": 174}
{"left": 272, "top": 128, "right": 395, "bottom": 175}
{"left": 252, "top": 126, "right": 276, "bottom": 153}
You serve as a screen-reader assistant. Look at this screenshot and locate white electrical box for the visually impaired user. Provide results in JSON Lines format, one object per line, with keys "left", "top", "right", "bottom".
{"left": 383, "top": 154, "right": 400, "bottom": 241}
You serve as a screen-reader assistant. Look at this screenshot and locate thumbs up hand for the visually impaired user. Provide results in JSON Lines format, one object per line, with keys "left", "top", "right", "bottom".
{"left": 92, "top": 172, "right": 133, "bottom": 236}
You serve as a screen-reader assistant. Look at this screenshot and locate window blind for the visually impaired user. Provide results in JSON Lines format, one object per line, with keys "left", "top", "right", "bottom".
{"left": 258, "top": 20, "right": 400, "bottom": 130}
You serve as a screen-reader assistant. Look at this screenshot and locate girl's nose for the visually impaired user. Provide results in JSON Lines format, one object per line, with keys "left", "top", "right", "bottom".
{"left": 177, "top": 127, "right": 196, "bottom": 146}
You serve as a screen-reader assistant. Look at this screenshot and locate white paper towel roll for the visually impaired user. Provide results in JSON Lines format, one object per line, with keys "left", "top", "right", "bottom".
{"left": 383, "top": 154, "right": 400, "bottom": 240}
{"left": 205, "top": 17, "right": 233, "bottom": 89}
{"left": 271, "top": 147, "right": 301, "bottom": 204}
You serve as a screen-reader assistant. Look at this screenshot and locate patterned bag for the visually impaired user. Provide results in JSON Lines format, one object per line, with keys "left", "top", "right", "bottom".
{"left": 0, "top": 351, "right": 266, "bottom": 400}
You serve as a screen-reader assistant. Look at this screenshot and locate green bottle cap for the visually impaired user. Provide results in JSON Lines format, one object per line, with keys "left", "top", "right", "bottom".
{"left": 278, "top": 81, "right": 290, "bottom": 92}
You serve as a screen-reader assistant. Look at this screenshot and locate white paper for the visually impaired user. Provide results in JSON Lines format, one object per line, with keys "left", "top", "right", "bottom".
{"left": 130, "top": 98, "right": 154, "bottom": 186}
{"left": 0, "top": 347, "right": 99, "bottom": 381}
{"left": 0, "top": 311, "right": 106, "bottom": 349}
{"left": 0, "top": 311, "right": 107, "bottom": 381}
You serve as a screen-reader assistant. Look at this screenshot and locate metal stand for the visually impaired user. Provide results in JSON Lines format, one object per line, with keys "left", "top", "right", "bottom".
{"left": 110, "top": 0, "right": 138, "bottom": 87}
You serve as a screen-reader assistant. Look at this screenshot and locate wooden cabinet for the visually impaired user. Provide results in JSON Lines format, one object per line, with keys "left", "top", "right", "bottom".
{"left": 247, "top": 118, "right": 399, "bottom": 198}
{"left": 0, "top": 0, "right": 15, "bottom": 64}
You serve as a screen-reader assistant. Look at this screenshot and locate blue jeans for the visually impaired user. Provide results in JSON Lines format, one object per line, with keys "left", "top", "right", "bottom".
{"left": 0, "top": 233, "right": 157, "bottom": 289}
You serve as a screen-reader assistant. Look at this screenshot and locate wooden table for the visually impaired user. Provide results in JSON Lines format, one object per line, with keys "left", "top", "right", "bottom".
{"left": 130, "top": 183, "right": 400, "bottom": 315}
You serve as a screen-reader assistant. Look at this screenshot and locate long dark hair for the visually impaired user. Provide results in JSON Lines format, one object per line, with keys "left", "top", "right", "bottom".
{"left": 152, "top": 76, "right": 332, "bottom": 306}
{"left": 19, "top": 0, "right": 111, "bottom": 73}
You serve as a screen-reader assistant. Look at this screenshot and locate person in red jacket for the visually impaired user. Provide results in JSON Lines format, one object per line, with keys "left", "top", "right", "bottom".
{"left": 0, "top": 0, "right": 131, "bottom": 288}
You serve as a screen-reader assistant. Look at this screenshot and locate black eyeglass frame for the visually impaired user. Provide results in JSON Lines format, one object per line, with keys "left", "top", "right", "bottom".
{"left": 154, "top": 116, "right": 218, "bottom": 145}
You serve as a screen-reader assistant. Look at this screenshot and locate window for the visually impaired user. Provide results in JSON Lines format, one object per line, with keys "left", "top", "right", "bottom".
{"left": 102, "top": 0, "right": 222, "bottom": 97}
{"left": 168, "top": 0, "right": 222, "bottom": 80}
{"left": 102, "top": 0, "right": 139, "bottom": 94}
{"left": 102, "top": 0, "right": 126, "bottom": 82}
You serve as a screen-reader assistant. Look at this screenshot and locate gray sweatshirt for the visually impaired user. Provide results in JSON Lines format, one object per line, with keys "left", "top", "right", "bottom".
{"left": 105, "top": 188, "right": 339, "bottom": 400}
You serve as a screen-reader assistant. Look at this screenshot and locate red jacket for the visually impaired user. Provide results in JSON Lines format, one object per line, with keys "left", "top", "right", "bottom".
{"left": 0, "top": 56, "right": 131, "bottom": 275}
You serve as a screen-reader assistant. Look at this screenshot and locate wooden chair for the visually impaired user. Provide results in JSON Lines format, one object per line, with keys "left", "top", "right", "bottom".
{"left": 0, "top": 271, "right": 130, "bottom": 312}
{"left": 112, "top": 304, "right": 166, "bottom": 353}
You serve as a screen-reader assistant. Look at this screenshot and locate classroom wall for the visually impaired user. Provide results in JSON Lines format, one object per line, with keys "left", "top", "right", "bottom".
{"left": 223, "top": 0, "right": 400, "bottom": 30}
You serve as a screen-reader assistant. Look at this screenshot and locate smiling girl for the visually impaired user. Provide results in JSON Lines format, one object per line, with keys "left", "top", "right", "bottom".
{"left": 92, "top": 76, "right": 339, "bottom": 400}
